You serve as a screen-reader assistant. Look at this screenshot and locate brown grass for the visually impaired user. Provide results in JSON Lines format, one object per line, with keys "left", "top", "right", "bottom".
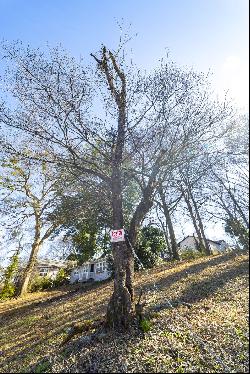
{"left": 0, "top": 252, "right": 249, "bottom": 373}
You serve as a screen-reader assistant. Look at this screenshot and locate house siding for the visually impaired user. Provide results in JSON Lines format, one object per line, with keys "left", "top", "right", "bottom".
{"left": 70, "top": 258, "right": 110, "bottom": 284}
{"left": 178, "top": 236, "right": 228, "bottom": 254}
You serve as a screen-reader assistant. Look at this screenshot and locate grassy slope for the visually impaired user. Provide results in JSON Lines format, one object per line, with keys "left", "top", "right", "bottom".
{"left": 0, "top": 252, "right": 248, "bottom": 373}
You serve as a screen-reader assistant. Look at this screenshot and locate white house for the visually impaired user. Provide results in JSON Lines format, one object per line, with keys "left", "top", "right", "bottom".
{"left": 13, "top": 259, "right": 72, "bottom": 286}
{"left": 178, "top": 235, "right": 229, "bottom": 254}
{"left": 70, "top": 256, "right": 110, "bottom": 284}
{"left": 35, "top": 259, "right": 68, "bottom": 279}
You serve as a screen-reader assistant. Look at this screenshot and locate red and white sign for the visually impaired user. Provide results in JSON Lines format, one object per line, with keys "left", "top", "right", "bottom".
{"left": 110, "top": 229, "right": 125, "bottom": 243}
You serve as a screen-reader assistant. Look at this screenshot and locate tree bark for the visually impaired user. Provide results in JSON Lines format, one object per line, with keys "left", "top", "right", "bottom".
{"left": 183, "top": 191, "right": 204, "bottom": 252}
{"left": 17, "top": 215, "right": 41, "bottom": 296}
{"left": 158, "top": 186, "right": 180, "bottom": 260}
{"left": 99, "top": 47, "right": 135, "bottom": 329}
{"left": 189, "top": 189, "right": 212, "bottom": 255}
{"left": 126, "top": 175, "right": 157, "bottom": 306}
{"left": 129, "top": 176, "right": 157, "bottom": 247}
{"left": 106, "top": 163, "right": 134, "bottom": 329}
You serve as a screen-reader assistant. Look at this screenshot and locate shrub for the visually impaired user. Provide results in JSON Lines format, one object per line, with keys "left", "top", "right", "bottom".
{"left": 225, "top": 218, "right": 249, "bottom": 251}
{"left": 139, "top": 318, "right": 152, "bottom": 332}
{"left": 0, "top": 251, "right": 19, "bottom": 300}
{"left": 0, "top": 282, "right": 16, "bottom": 300}
{"left": 135, "top": 226, "right": 166, "bottom": 269}
{"left": 53, "top": 268, "right": 68, "bottom": 287}
{"left": 29, "top": 275, "right": 54, "bottom": 292}
{"left": 180, "top": 248, "right": 205, "bottom": 260}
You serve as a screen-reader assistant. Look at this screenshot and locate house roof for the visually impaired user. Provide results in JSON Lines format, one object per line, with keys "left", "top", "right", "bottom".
{"left": 35, "top": 259, "right": 68, "bottom": 268}
{"left": 74, "top": 256, "right": 108, "bottom": 270}
{"left": 178, "top": 235, "right": 227, "bottom": 246}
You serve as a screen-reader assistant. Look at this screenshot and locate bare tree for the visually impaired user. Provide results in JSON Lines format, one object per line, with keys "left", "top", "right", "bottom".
{"left": 0, "top": 41, "right": 232, "bottom": 328}
{"left": 0, "top": 156, "right": 61, "bottom": 295}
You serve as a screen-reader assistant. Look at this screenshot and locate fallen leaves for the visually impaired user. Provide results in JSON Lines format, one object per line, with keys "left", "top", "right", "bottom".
{"left": 0, "top": 252, "right": 248, "bottom": 373}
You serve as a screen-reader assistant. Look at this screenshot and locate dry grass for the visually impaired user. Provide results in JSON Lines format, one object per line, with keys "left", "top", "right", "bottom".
{"left": 0, "top": 252, "right": 248, "bottom": 373}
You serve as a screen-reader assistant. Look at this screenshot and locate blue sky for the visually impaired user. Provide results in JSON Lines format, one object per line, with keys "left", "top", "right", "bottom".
{"left": 0, "top": 0, "right": 249, "bottom": 109}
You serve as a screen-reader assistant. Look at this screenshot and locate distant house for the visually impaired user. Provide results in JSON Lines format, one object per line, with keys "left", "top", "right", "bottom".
{"left": 13, "top": 259, "right": 70, "bottom": 286}
{"left": 35, "top": 259, "right": 69, "bottom": 279}
{"left": 70, "top": 256, "right": 110, "bottom": 284}
{"left": 178, "top": 235, "right": 229, "bottom": 254}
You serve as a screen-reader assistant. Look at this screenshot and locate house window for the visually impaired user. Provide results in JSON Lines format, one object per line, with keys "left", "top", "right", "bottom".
{"left": 96, "top": 262, "right": 105, "bottom": 273}
{"left": 39, "top": 268, "right": 48, "bottom": 276}
{"left": 90, "top": 264, "right": 95, "bottom": 272}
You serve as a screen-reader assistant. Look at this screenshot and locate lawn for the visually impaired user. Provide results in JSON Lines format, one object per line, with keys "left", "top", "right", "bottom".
{"left": 0, "top": 252, "right": 248, "bottom": 373}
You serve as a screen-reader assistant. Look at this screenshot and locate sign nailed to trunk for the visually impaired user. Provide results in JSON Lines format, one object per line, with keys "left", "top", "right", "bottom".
{"left": 110, "top": 229, "right": 125, "bottom": 243}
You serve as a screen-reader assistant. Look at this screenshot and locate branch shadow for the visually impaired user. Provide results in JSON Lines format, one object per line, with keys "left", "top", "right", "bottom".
{"left": 148, "top": 256, "right": 249, "bottom": 313}
{"left": 0, "top": 280, "right": 111, "bottom": 323}
{"left": 140, "top": 253, "right": 240, "bottom": 293}
{"left": 175, "top": 258, "right": 249, "bottom": 304}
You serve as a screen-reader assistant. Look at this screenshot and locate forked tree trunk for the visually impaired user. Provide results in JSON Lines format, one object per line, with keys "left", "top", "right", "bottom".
{"left": 94, "top": 47, "right": 156, "bottom": 329}
{"left": 93, "top": 47, "right": 137, "bottom": 329}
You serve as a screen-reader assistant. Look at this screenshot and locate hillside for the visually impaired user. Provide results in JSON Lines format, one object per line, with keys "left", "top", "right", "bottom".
{"left": 0, "top": 252, "right": 249, "bottom": 373}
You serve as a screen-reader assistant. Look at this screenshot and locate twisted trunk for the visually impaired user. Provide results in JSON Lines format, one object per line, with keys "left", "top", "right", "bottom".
{"left": 105, "top": 63, "right": 134, "bottom": 327}
{"left": 106, "top": 162, "right": 134, "bottom": 329}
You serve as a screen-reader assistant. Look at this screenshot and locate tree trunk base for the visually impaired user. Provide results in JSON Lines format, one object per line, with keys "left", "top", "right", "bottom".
{"left": 106, "top": 288, "right": 133, "bottom": 330}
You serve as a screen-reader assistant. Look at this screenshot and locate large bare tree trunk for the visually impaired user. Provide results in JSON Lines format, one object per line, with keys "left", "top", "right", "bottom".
{"left": 106, "top": 163, "right": 134, "bottom": 329}
{"left": 92, "top": 47, "right": 158, "bottom": 329}
{"left": 96, "top": 47, "right": 135, "bottom": 329}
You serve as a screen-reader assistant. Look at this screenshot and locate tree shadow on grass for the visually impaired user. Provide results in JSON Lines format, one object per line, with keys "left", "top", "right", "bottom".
{"left": 176, "top": 258, "right": 249, "bottom": 304}
{"left": 141, "top": 253, "right": 242, "bottom": 294}
{"left": 148, "top": 256, "right": 249, "bottom": 313}
{"left": 0, "top": 280, "right": 111, "bottom": 322}
{"left": 0, "top": 299, "right": 108, "bottom": 372}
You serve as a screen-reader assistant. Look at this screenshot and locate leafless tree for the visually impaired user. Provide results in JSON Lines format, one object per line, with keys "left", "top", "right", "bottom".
{"left": 0, "top": 156, "right": 61, "bottom": 295}
{"left": 0, "top": 41, "right": 232, "bottom": 328}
